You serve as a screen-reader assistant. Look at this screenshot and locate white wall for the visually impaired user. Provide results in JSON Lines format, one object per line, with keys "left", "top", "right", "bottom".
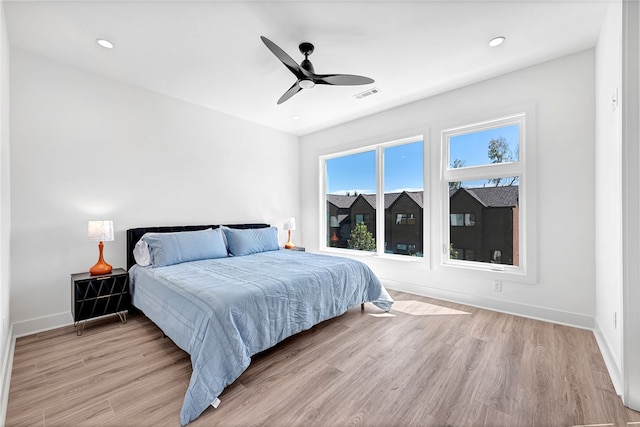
{"left": 301, "top": 50, "right": 596, "bottom": 328}
{"left": 594, "top": 0, "right": 623, "bottom": 392}
{"left": 0, "top": 0, "right": 12, "bottom": 415}
{"left": 9, "top": 48, "right": 299, "bottom": 334}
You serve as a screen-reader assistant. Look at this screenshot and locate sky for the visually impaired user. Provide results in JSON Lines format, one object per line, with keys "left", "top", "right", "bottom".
{"left": 325, "top": 124, "right": 519, "bottom": 195}
{"left": 326, "top": 141, "right": 424, "bottom": 195}
{"left": 449, "top": 124, "right": 519, "bottom": 168}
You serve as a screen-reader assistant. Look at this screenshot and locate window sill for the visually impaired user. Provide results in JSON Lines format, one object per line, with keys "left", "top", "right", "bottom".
{"left": 440, "top": 259, "right": 535, "bottom": 284}
{"left": 319, "top": 247, "right": 427, "bottom": 263}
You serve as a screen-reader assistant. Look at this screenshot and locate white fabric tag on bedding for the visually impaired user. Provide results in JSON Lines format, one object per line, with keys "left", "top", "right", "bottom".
{"left": 211, "top": 398, "right": 221, "bottom": 409}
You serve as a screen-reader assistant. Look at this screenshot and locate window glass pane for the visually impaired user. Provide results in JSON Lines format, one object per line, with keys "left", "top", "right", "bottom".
{"left": 465, "top": 213, "right": 476, "bottom": 226}
{"left": 324, "top": 139, "right": 424, "bottom": 257}
{"left": 449, "top": 179, "right": 519, "bottom": 266}
{"left": 325, "top": 151, "right": 376, "bottom": 251}
{"left": 449, "top": 124, "right": 519, "bottom": 169}
{"left": 384, "top": 141, "right": 424, "bottom": 257}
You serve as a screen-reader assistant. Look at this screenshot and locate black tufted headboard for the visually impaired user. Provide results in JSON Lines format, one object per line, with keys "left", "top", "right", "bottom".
{"left": 126, "top": 223, "right": 270, "bottom": 270}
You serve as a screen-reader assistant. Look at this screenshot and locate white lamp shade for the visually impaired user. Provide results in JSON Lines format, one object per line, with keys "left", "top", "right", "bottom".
{"left": 283, "top": 217, "right": 296, "bottom": 231}
{"left": 330, "top": 216, "right": 339, "bottom": 227}
{"left": 88, "top": 220, "right": 114, "bottom": 242}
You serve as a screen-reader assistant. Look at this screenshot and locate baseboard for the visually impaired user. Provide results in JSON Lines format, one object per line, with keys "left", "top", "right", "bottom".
{"left": 593, "top": 319, "right": 623, "bottom": 395}
{"left": 0, "top": 323, "right": 14, "bottom": 427}
{"left": 381, "top": 278, "right": 595, "bottom": 330}
{"left": 12, "top": 311, "right": 72, "bottom": 338}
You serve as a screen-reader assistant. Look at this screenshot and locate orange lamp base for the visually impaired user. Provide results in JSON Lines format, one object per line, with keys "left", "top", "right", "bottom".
{"left": 90, "top": 241, "right": 112, "bottom": 276}
{"left": 284, "top": 230, "right": 295, "bottom": 249}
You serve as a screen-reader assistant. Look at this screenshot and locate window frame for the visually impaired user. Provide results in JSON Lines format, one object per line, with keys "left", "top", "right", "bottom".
{"left": 320, "top": 134, "right": 427, "bottom": 262}
{"left": 441, "top": 112, "right": 534, "bottom": 279}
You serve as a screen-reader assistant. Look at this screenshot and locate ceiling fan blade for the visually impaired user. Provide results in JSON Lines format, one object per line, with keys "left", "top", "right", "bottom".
{"left": 277, "top": 81, "right": 303, "bottom": 104}
{"left": 261, "top": 36, "right": 310, "bottom": 80}
{"left": 314, "top": 74, "right": 374, "bottom": 86}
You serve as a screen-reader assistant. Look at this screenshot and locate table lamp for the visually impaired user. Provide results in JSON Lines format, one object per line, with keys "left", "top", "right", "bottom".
{"left": 88, "top": 220, "right": 114, "bottom": 275}
{"left": 283, "top": 217, "right": 296, "bottom": 249}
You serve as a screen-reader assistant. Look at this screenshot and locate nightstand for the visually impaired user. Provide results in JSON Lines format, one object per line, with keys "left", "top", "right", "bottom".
{"left": 71, "top": 268, "right": 130, "bottom": 336}
{"left": 286, "top": 246, "right": 305, "bottom": 252}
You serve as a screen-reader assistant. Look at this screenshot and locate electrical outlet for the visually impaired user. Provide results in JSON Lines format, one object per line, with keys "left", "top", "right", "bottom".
{"left": 3, "top": 316, "right": 7, "bottom": 331}
{"left": 493, "top": 280, "right": 502, "bottom": 292}
{"left": 614, "top": 311, "right": 617, "bottom": 329}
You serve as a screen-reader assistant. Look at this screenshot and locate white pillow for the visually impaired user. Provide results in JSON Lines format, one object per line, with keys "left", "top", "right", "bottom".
{"left": 133, "top": 239, "right": 151, "bottom": 267}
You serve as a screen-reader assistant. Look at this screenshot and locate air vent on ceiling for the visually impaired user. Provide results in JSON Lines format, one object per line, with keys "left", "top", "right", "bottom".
{"left": 353, "top": 87, "right": 381, "bottom": 100}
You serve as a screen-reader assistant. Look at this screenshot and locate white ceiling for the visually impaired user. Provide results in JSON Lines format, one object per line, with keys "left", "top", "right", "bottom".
{"left": 4, "top": 0, "right": 609, "bottom": 136}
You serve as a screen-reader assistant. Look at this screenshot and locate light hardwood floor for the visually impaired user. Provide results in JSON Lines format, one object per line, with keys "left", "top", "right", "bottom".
{"left": 6, "top": 290, "right": 640, "bottom": 427}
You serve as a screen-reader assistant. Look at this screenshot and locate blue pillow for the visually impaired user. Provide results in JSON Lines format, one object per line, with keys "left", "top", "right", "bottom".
{"left": 223, "top": 227, "right": 279, "bottom": 256}
{"left": 142, "top": 228, "right": 228, "bottom": 267}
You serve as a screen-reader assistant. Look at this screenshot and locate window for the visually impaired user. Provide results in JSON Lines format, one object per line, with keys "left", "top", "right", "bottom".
{"left": 395, "top": 243, "right": 418, "bottom": 255}
{"left": 465, "top": 214, "right": 475, "bottom": 226}
{"left": 443, "top": 114, "right": 525, "bottom": 271}
{"left": 323, "top": 137, "right": 424, "bottom": 257}
{"left": 450, "top": 213, "right": 476, "bottom": 227}
{"left": 325, "top": 150, "right": 375, "bottom": 250}
{"left": 450, "top": 214, "right": 464, "bottom": 227}
{"left": 355, "top": 214, "right": 371, "bottom": 224}
{"left": 452, "top": 247, "right": 476, "bottom": 260}
{"left": 396, "top": 213, "right": 416, "bottom": 225}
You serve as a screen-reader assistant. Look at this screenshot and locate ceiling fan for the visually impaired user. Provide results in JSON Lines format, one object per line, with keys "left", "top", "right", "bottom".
{"left": 261, "top": 36, "right": 374, "bottom": 105}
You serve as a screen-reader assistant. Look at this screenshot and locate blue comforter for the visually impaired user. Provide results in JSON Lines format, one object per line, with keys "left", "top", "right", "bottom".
{"left": 129, "top": 249, "right": 393, "bottom": 425}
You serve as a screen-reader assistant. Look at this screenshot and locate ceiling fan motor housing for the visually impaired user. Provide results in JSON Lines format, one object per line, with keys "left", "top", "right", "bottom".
{"left": 300, "top": 59, "right": 315, "bottom": 74}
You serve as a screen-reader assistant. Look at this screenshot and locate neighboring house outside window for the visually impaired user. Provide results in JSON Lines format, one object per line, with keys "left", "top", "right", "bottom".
{"left": 449, "top": 186, "right": 518, "bottom": 265}
{"left": 326, "top": 191, "right": 424, "bottom": 256}
{"left": 323, "top": 138, "right": 424, "bottom": 257}
{"left": 326, "top": 195, "right": 353, "bottom": 248}
{"left": 443, "top": 113, "right": 525, "bottom": 270}
{"left": 385, "top": 191, "right": 423, "bottom": 256}
{"left": 351, "top": 194, "right": 376, "bottom": 238}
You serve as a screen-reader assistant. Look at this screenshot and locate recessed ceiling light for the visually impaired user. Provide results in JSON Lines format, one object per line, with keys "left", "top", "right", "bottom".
{"left": 292, "top": 115, "right": 301, "bottom": 120}
{"left": 488, "top": 36, "right": 506, "bottom": 47}
{"left": 96, "top": 38, "right": 114, "bottom": 49}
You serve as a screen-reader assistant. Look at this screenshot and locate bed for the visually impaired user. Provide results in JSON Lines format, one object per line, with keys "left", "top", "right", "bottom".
{"left": 126, "top": 223, "right": 394, "bottom": 425}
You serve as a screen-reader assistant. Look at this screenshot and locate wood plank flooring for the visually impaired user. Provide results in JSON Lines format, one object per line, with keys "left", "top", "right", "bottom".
{"left": 6, "top": 290, "right": 640, "bottom": 426}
